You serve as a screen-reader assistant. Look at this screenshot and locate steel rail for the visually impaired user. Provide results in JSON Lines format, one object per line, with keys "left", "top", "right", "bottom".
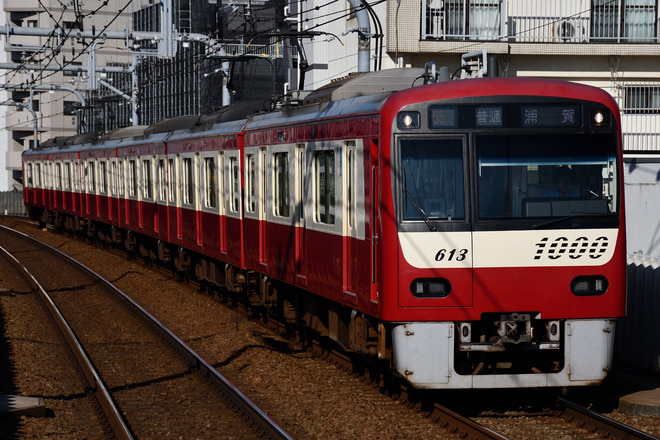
{"left": 0, "top": 228, "right": 134, "bottom": 440}
{"left": 0, "top": 225, "right": 295, "bottom": 440}
{"left": 558, "top": 396, "right": 659, "bottom": 440}
{"left": 431, "top": 402, "right": 510, "bottom": 440}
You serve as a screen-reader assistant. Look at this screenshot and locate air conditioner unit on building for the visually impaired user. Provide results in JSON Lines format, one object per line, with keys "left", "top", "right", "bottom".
{"left": 557, "top": 18, "right": 589, "bottom": 42}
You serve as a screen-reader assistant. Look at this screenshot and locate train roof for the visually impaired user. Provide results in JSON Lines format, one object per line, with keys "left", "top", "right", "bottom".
{"left": 26, "top": 68, "right": 432, "bottom": 153}
{"left": 302, "top": 68, "right": 426, "bottom": 104}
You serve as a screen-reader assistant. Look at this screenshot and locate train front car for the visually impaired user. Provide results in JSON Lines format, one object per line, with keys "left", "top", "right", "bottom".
{"left": 379, "top": 78, "right": 626, "bottom": 389}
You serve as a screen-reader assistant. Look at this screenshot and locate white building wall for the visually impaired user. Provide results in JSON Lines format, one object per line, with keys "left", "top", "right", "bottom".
{"left": 1, "top": 0, "right": 133, "bottom": 191}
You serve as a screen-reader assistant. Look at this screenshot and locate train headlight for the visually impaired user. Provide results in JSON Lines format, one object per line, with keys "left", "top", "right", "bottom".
{"left": 571, "top": 275, "right": 609, "bottom": 296}
{"left": 397, "top": 112, "right": 421, "bottom": 130}
{"left": 590, "top": 109, "right": 610, "bottom": 127}
{"left": 410, "top": 278, "right": 451, "bottom": 298}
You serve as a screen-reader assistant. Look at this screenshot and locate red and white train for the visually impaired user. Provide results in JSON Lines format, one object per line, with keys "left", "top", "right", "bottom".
{"left": 23, "top": 67, "right": 626, "bottom": 389}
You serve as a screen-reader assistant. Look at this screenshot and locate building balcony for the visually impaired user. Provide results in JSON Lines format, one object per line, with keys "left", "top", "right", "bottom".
{"left": 393, "top": 0, "right": 657, "bottom": 56}
{"left": 422, "top": 0, "right": 659, "bottom": 43}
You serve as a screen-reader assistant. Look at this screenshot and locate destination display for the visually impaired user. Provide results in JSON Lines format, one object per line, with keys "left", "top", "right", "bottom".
{"left": 426, "top": 104, "right": 584, "bottom": 129}
{"left": 520, "top": 104, "right": 581, "bottom": 127}
{"left": 428, "top": 106, "right": 458, "bottom": 128}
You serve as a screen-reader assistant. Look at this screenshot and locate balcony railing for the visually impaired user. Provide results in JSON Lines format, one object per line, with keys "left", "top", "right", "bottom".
{"left": 618, "top": 83, "right": 660, "bottom": 152}
{"left": 422, "top": 0, "right": 659, "bottom": 43}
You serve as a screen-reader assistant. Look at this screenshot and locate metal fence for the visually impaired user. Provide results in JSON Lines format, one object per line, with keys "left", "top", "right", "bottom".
{"left": 0, "top": 191, "right": 27, "bottom": 216}
{"left": 615, "top": 255, "right": 660, "bottom": 371}
{"left": 617, "top": 83, "right": 660, "bottom": 152}
{"left": 421, "top": 0, "right": 659, "bottom": 43}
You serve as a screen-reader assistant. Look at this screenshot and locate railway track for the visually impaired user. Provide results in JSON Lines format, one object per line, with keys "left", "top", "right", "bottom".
{"left": 0, "top": 224, "right": 293, "bottom": 440}
{"left": 3, "top": 218, "right": 659, "bottom": 440}
{"left": 557, "top": 397, "right": 660, "bottom": 440}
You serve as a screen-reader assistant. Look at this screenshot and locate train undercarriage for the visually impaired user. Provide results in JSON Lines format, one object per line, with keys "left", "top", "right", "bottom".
{"left": 33, "top": 207, "right": 615, "bottom": 389}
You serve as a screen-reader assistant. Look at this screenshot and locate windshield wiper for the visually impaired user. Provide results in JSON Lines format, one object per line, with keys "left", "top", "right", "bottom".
{"left": 404, "top": 188, "right": 436, "bottom": 231}
{"left": 533, "top": 215, "right": 581, "bottom": 230}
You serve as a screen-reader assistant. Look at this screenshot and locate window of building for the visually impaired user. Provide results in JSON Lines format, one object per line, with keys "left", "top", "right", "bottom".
{"left": 274, "top": 152, "right": 290, "bottom": 217}
{"left": 314, "top": 150, "right": 335, "bottom": 224}
{"left": 63, "top": 62, "right": 82, "bottom": 77}
{"left": 427, "top": 0, "right": 502, "bottom": 39}
{"left": 623, "top": 85, "right": 660, "bottom": 113}
{"left": 591, "top": 0, "right": 657, "bottom": 42}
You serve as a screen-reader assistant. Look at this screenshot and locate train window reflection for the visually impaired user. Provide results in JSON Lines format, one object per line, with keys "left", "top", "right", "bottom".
{"left": 274, "top": 152, "right": 290, "bottom": 217}
{"left": 315, "top": 150, "right": 335, "bottom": 224}
{"left": 476, "top": 134, "right": 618, "bottom": 219}
{"left": 246, "top": 154, "right": 256, "bottom": 213}
{"left": 400, "top": 138, "right": 465, "bottom": 223}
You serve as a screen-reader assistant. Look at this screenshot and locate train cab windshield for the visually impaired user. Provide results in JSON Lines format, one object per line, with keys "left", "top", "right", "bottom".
{"left": 397, "top": 132, "right": 619, "bottom": 231}
{"left": 476, "top": 133, "right": 618, "bottom": 222}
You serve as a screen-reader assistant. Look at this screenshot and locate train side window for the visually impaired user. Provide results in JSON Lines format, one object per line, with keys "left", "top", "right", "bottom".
{"left": 297, "top": 145, "right": 305, "bottom": 222}
{"left": 158, "top": 159, "right": 167, "bottom": 202}
{"left": 183, "top": 157, "right": 194, "bottom": 205}
{"left": 128, "top": 160, "right": 137, "bottom": 197}
{"left": 26, "top": 164, "right": 33, "bottom": 187}
{"left": 88, "top": 161, "right": 96, "bottom": 193}
{"left": 73, "top": 162, "right": 80, "bottom": 192}
{"left": 99, "top": 161, "right": 107, "bottom": 194}
{"left": 142, "top": 159, "right": 153, "bottom": 200}
{"left": 55, "top": 163, "right": 62, "bottom": 190}
{"left": 314, "top": 150, "right": 335, "bottom": 224}
{"left": 118, "top": 159, "right": 125, "bottom": 196}
{"left": 246, "top": 153, "right": 256, "bottom": 213}
{"left": 218, "top": 153, "right": 225, "bottom": 214}
{"left": 65, "top": 162, "right": 72, "bottom": 191}
{"left": 168, "top": 158, "right": 176, "bottom": 203}
{"left": 35, "top": 163, "right": 41, "bottom": 188}
{"left": 346, "top": 141, "right": 356, "bottom": 228}
{"left": 230, "top": 156, "right": 240, "bottom": 213}
{"left": 110, "top": 161, "right": 117, "bottom": 196}
{"left": 274, "top": 152, "right": 290, "bottom": 217}
{"left": 204, "top": 156, "right": 217, "bottom": 209}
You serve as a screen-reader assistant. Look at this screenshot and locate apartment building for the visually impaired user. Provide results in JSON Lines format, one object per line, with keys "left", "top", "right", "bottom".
{"left": 1, "top": 0, "right": 134, "bottom": 191}
{"left": 301, "top": 0, "right": 659, "bottom": 153}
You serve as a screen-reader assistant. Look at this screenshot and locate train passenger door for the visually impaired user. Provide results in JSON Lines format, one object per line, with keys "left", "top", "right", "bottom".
{"left": 295, "top": 144, "right": 306, "bottom": 283}
{"left": 259, "top": 147, "right": 267, "bottom": 265}
{"left": 342, "top": 140, "right": 361, "bottom": 298}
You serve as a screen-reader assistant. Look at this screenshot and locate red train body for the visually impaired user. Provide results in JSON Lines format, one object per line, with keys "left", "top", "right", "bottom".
{"left": 23, "top": 69, "right": 626, "bottom": 389}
